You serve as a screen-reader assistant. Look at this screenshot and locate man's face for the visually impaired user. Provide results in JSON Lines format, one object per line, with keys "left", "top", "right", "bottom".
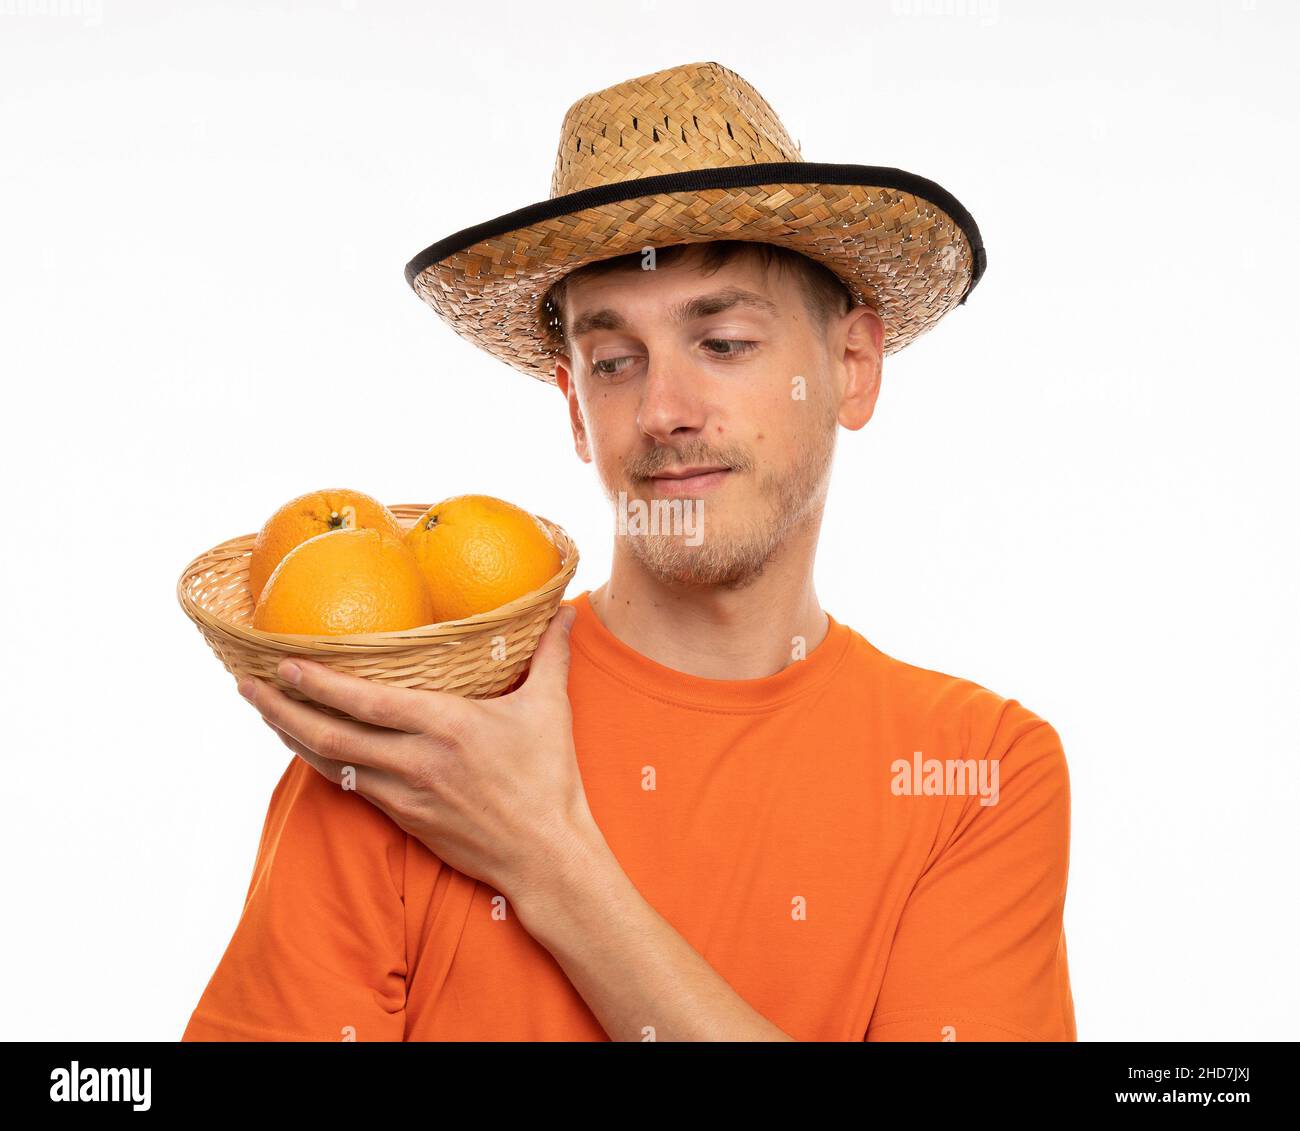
{"left": 553, "top": 247, "right": 881, "bottom": 591}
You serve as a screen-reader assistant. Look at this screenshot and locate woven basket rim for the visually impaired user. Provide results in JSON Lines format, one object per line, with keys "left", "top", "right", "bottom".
{"left": 176, "top": 503, "right": 579, "bottom": 650}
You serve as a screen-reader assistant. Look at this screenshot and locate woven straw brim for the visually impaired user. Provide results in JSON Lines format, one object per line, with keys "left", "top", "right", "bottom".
{"left": 176, "top": 504, "right": 579, "bottom": 719}
{"left": 406, "top": 162, "right": 985, "bottom": 386}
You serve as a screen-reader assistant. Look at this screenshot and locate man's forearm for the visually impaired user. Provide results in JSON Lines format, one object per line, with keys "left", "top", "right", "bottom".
{"left": 511, "top": 823, "right": 795, "bottom": 1042}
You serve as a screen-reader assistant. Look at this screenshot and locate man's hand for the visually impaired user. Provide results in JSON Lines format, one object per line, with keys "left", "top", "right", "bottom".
{"left": 235, "top": 604, "right": 795, "bottom": 1039}
{"left": 235, "top": 605, "right": 602, "bottom": 909}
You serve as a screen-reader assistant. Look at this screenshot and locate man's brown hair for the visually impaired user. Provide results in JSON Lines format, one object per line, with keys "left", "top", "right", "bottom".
{"left": 542, "top": 240, "right": 857, "bottom": 359}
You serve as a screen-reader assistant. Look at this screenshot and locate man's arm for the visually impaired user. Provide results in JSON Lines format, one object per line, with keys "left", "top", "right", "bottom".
{"left": 512, "top": 828, "right": 795, "bottom": 1042}
{"left": 182, "top": 755, "right": 408, "bottom": 1041}
{"left": 234, "top": 619, "right": 792, "bottom": 1041}
{"left": 866, "top": 716, "right": 1077, "bottom": 1041}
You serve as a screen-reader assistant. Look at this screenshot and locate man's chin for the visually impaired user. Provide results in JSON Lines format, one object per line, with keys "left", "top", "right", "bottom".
{"left": 627, "top": 533, "right": 772, "bottom": 590}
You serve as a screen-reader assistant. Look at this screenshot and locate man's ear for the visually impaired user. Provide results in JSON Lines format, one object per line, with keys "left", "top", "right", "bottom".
{"left": 553, "top": 358, "right": 592, "bottom": 464}
{"left": 836, "top": 306, "right": 884, "bottom": 431}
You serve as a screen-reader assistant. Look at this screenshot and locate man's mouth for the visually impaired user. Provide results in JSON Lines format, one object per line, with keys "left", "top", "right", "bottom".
{"left": 646, "top": 466, "right": 733, "bottom": 496}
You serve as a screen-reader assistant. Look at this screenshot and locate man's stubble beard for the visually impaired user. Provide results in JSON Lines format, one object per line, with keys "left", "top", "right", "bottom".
{"left": 606, "top": 390, "right": 839, "bottom": 591}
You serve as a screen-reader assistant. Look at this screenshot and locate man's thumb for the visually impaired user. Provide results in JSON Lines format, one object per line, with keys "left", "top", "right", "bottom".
{"left": 521, "top": 605, "right": 576, "bottom": 692}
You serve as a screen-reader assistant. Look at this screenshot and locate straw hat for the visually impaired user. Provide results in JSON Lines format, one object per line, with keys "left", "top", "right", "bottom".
{"left": 404, "top": 60, "right": 986, "bottom": 386}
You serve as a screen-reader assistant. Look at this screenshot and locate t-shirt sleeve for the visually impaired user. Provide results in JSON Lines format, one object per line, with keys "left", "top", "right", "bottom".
{"left": 182, "top": 755, "right": 408, "bottom": 1041}
{"left": 866, "top": 718, "right": 1077, "bottom": 1042}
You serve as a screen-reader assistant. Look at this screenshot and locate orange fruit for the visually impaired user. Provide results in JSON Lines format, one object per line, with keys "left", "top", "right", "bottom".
{"left": 405, "top": 495, "right": 561, "bottom": 621}
{"left": 251, "top": 527, "right": 436, "bottom": 635}
{"left": 247, "top": 488, "right": 404, "bottom": 602}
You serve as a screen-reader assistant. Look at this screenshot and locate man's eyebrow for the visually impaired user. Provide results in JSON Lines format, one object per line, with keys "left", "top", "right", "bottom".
{"left": 569, "top": 287, "right": 779, "bottom": 339}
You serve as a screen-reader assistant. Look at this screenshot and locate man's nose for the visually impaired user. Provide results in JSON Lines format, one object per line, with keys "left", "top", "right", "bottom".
{"left": 636, "top": 351, "right": 709, "bottom": 443}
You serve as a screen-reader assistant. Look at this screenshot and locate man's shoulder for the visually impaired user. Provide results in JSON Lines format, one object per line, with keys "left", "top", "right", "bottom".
{"left": 837, "top": 621, "right": 1060, "bottom": 756}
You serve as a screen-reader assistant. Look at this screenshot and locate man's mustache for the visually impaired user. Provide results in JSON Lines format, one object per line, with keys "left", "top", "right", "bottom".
{"left": 629, "top": 447, "right": 753, "bottom": 479}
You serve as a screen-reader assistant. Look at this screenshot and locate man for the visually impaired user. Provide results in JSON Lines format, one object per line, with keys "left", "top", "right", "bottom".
{"left": 183, "top": 61, "right": 1075, "bottom": 1042}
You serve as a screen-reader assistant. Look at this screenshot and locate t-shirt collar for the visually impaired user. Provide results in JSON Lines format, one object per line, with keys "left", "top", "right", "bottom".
{"left": 566, "top": 588, "right": 853, "bottom": 712}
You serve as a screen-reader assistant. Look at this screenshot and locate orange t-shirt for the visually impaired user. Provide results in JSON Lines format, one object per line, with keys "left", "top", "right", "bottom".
{"left": 183, "top": 589, "right": 1076, "bottom": 1042}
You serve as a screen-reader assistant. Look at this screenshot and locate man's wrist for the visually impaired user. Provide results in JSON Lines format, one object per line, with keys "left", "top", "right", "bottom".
{"left": 510, "top": 816, "right": 624, "bottom": 947}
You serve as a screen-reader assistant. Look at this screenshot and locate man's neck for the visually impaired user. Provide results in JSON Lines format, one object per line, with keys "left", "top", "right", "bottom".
{"left": 588, "top": 538, "right": 828, "bottom": 682}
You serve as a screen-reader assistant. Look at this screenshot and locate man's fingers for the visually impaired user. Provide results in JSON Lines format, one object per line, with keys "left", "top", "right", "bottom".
{"left": 271, "top": 658, "right": 455, "bottom": 734}
{"left": 262, "top": 717, "right": 349, "bottom": 781}
{"left": 242, "top": 674, "right": 415, "bottom": 776}
{"left": 261, "top": 716, "right": 407, "bottom": 819}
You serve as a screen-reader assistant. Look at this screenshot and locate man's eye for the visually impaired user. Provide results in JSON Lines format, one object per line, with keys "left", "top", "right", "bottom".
{"left": 590, "top": 356, "right": 636, "bottom": 378}
{"left": 702, "top": 339, "right": 758, "bottom": 357}
{"left": 589, "top": 340, "right": 757, "bottom": 378}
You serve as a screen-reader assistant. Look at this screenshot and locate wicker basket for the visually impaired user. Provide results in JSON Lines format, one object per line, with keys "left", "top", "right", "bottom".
{"left": 177, "top": 503, "right": 579, "bottom": 719}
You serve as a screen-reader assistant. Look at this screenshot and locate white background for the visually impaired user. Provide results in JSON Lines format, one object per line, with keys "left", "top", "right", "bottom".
{"left": 2, "top": 0, "right": 1295, "bottom": 1041}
